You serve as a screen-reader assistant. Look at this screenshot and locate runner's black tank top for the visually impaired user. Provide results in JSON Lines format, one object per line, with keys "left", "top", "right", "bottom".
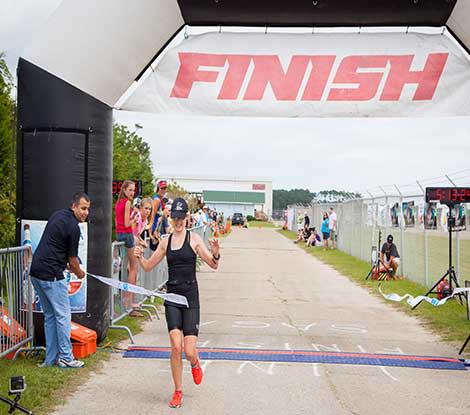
{"left": 165, "top": 231, "right": 199, "bottom": 308}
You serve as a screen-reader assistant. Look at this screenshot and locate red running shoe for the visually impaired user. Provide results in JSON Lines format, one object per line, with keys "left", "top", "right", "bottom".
{"left": 191, "top": 360, "right": 203, "bottom": 385}
{"left": 169, "top": 390, "right": 183, "bottom": 408}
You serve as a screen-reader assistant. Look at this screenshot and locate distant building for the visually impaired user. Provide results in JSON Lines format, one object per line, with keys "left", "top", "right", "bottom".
{"left": 159, "top": 174, "right": 273, "bottom": 217}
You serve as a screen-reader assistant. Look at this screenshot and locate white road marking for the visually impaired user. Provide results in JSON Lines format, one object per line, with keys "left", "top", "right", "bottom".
{"left": 200, "top": 321, "right": 217, "bottom": 327}
{"left": 237, "top": 361, "right": 276, "bottom": 375}
{"left": 377, "top": 347, "right": 405, "bottom": 355}
{"left": 312, "top": 363, "right": 321, "bottom": 377}
{"left": 357, "top": 345, "right": 399, "bottom": 382}
{"left": 236, "top": 342, "right": 264, "bottom": 349}
{"left": 311, "top": 343, "right": 341, "bottom": 352}
{"left": 379, "top": 366, "right": 399, "bottom": 381}
{"left": 200, "top": 360, "right": 211, "bottom": 371}
{"left": 232, "top": 321, "right": 270, "bottom": 329}
{"left": 331, "top": 324, "right": 368, "bottom": 333}
{"left": 281, "top": 322, "right": 317, "bottom": 331}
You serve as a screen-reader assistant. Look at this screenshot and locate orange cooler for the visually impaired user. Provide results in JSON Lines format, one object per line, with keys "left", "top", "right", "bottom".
{"left": 71, "top": 322, "right": 97, "bottom": 358}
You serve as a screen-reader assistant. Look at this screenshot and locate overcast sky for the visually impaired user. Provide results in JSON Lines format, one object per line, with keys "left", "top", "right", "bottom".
{"left": 2, "top": 1, "right": 470, "bottom": 194}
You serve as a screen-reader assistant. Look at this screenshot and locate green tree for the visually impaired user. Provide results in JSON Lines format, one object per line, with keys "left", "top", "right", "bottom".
{"left": 163, "top": 180, "right": 199, "bottom": 212}
{"left": 273, "top": 189, "right": 316, "bottom": 210}
{"left": 314, "top": 190, "right": 362, "bottom": 203}
{"left": 0, "top": 52, "right": 16, "bottom": 248}
{"left": 113, "top": 124, "right": 154, "bottom": 197}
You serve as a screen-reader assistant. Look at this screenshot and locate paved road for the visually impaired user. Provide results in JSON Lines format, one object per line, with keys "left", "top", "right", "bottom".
{"left": 54, "top": 228, "right": 469, "bottom": 415}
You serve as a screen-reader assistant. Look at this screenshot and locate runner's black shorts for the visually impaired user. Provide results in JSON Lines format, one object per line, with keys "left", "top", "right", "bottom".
{"left": 165, "top": 304, "right": 200, "bottom": 336}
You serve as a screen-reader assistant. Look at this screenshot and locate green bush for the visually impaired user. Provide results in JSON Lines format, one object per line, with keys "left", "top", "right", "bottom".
{"left": 246, "top": 215, "right": 255, "bottom": 222}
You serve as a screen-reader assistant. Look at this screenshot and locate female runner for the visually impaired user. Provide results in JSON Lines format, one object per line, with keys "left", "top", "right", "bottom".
{"left": 135, "top": 197, "right": 220, "bottom": 408}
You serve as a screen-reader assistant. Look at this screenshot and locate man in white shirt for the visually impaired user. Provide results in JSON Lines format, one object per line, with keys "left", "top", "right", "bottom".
{"left": 329, "top": 207, "right": 337, "bottom": 249}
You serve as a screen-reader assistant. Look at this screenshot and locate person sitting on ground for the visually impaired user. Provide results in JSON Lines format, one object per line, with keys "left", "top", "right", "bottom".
{"left": 294, "top": 224, "right": 311, "bottom": 244}
{"left": 380, "top": 234, "right": 400, "bottom": 277}
{"left": 321, "top": 213, "right": 330, "bottom": 250}
{"left": 306, "top": 227, "right": 321, "bottom": 247}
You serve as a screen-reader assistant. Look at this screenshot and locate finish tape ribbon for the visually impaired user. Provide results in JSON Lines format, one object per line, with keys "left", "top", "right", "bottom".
{"left": 379, "top": 284, "right": 470, "bottom": 308}
{"left": 87, "top": 272, "right": 189, "bottom": 307}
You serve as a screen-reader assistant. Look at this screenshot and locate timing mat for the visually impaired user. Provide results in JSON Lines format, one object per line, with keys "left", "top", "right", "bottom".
{"left": 124, "top": 346, "right": 466, "bottom": 371}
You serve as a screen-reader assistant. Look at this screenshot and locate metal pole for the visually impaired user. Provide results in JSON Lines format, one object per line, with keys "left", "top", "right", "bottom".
{"left": 445, "top": 174, "right": 457, "bottom": 187}
{"left": 445, "top": 175, "right": 460, "bottom": 283}
{"left": 416, "top": 180, "right": 428, "bottom": 286}
{"left": 359, "top": 199, "right": 363, "bottom": 260}
{"left": 394, "top": 184, "right": 405, "bottom": 277}
{"left": 379, "top": 185, "right": 388, "bottom": 252}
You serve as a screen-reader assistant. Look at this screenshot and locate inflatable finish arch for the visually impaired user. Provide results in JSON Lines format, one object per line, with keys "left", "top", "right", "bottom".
{"left": 17, "top": 0, "right": 470, "bottom": 340}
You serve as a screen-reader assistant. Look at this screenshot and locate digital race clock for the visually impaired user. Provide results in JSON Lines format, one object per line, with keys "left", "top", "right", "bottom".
{"left": 425, "top": 187, "right": 470, "bottom": 205}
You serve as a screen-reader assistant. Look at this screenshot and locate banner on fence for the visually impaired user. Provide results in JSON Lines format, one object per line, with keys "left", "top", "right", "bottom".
{"left": 21, "top": 220, "right": 88, "bottom": 313}
{"left": 402, "top": 201, "right": 416, "bottom": 228}
{"left": 424, "top": 203, "right": 438, "bottom": 230}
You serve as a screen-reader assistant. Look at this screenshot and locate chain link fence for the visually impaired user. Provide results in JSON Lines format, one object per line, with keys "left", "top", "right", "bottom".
{"left": 287, "top": 171, "right": 470, "bottom": 288}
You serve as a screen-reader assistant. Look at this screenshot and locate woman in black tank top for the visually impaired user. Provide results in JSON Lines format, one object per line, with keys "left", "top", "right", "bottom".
{"left": 136, "top": 198, "right": 220, "bottom": 408}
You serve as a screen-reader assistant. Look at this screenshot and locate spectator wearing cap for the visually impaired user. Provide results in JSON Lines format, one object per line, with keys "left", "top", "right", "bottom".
{"left": 149, "top": 180, "right": 167, "bottom": 251}
{"left": 380, "top": 234, "right": 400, "bottom": 277}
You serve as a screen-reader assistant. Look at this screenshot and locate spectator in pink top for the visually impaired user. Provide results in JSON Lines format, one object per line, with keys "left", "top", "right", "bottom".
{"left": 115, "top": 180, "right": 139, "bottom": 313}
{"left": 133, "top": 197, "right": 152, "bottom": 248}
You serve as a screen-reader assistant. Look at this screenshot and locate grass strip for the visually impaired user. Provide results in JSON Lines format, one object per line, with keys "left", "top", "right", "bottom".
{"left": 278, "top": 229, "right": 470, "bottom": 352}
{"left": 0, "top": 311, "right": 150, "bottom": 415}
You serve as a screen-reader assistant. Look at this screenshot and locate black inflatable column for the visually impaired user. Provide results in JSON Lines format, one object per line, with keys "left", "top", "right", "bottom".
{"left": 17, "top": 58, "right": 112, "bottom": 342}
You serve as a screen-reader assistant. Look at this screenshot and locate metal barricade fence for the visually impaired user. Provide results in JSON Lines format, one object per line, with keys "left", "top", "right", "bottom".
{"left": 110, "top": 239, "right": 167, "bottom": 340}
{"left": 0, "top": 246, "right": 34, "bottom": 359}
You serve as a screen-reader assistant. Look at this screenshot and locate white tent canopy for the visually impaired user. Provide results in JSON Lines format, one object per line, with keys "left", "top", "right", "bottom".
{"left": 21, "top": 0, "right": 470, "bottom": 110}
{"left": 22, "top": 0, "right": 184, "bottom": 106}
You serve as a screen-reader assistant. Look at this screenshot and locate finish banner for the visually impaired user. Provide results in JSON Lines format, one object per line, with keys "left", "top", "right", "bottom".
{"left": 88, "top": 273, "right": 189, "bottom": 307}
{"left": 122, "top": 32, "right": 470, "bottom": 117}
{"left": 379, "top": 284, "right": 470, "bottom": 308}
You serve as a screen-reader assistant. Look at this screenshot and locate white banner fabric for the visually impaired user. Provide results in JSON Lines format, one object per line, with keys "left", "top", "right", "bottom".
{"left": 88, "top": 273, "right": 189, "bottom": 307}
{"left": 379, "top": 284, "right": 470, "bottom": 308}
{"left": 121, "top": 32, "right": 470, "bottom": 117}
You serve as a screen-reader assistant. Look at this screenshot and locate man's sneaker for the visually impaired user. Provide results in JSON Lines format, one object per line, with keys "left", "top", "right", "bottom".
{"left": 168, "top": 390, "right": 183, "bottom": 408}
{"left": 191, "top": 360, "right": 203, "bottom": 385}
{"left": 37, "top": 361, "right": 55, "bottom": 368}
{"left": 58, "top": 358, "right": 85, "bottom": 369}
